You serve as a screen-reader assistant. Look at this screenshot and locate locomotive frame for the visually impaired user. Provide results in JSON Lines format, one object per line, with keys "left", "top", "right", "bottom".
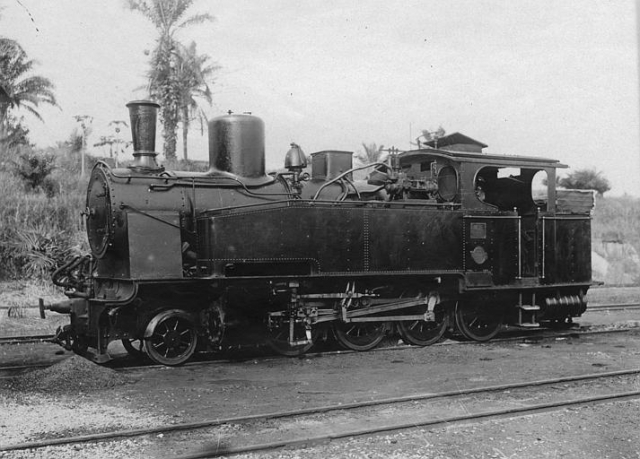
{"left": 49, "top": 101, "right": 592, "bottom": 365}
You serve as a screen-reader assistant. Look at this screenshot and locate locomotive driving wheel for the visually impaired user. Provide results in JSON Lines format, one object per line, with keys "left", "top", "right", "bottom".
{"left": 143, "top": 310, "right": 198, "bottom": 366}
{"left": 398, "top": 305, "right": 448, "bottom": 346}
{"left": 267, "top": 315, "right": 318, "bottom": 356}
{"left": 454, "top": 300, "right": 503, "bottom": 342}
{"left": 333, "top": 321, "right": 386, "bottom": 351}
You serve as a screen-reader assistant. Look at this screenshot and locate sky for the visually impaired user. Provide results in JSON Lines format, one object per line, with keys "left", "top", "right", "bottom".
{"left": 2, "top": 0, "right": 639, "bottom": 195}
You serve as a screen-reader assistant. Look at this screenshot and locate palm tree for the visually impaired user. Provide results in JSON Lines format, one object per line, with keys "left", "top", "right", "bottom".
{"left": 174, "top": 41, "right": 218, "bottom": 160}
{"left": 355, "top": 142, "right": 386, "bottom": 165}
{"left": 0, "top": 114, "right": 30, "bottom": 149}
{"left": 0, "top": 39, "right": 57, "bottom": 150}
{"left": 414, "top": 126, "right": 446, "bottom": 149}
{"left": 128, "top": 0, "right": 213, "bottom": 160}
{"left": 0, "top": 39, "right": 57, "bottom": 124}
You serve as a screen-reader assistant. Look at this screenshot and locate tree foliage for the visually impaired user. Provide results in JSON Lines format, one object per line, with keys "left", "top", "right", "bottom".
{"left": 355, "top": 142, "right": 386, "bottom": 165}
{"left": 1, "top": 114, "right": 31, "bottom": 149}
{"left": 174, "top": 41, "right": 218, "bottom": 160}
{"left": 0, "top": 38, "right": 58, "bottom": 123}
{"left": 0, "top": 24, "right": 57, "bottom": 153}
{"left": 128, "top": 0, "right": 214, "bottom": 160}
{"left": 558, "top": 168, "right": 611, "bottom": 196}
{"left": 413, "top": 126, "right": 446, "bottom": 148}
{"left": 11, "top": 149, "right": 57, "bottom": 195}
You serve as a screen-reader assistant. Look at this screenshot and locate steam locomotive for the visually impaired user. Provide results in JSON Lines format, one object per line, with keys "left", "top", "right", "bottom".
{"left": 49, "top": 100, "right": 592, "bottom": 365}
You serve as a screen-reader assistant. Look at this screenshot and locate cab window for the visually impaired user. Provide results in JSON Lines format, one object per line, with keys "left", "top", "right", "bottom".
{"left": 475, "top": 166, "right": 544, "bottom": 213}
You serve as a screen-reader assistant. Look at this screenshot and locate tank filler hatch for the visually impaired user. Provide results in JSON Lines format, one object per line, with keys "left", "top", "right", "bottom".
{"left": 207, "top": 113, "right": 273, "bottom": 185}
{"left": 310, "top": 150, "right": 354, "bottom": 181}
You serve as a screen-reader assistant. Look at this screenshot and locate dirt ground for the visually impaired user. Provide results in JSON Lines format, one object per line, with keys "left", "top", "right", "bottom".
{"left": 1, "top": 284, "right": 640, "bottom": 458}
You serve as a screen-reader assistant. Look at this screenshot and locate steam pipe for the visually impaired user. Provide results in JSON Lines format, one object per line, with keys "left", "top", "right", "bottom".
{"left": 312, "top": 162, "right": 390, "bottom": 200}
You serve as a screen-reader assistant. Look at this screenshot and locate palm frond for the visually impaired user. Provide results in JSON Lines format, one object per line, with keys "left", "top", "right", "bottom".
{"left": 177, "top": 13, "right": 214, "bottom": 29}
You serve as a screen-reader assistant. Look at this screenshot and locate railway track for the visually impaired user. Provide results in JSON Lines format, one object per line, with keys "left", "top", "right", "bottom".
{"left": 0, "top": 300, "right": 637, "bottom": 348}
{"left": 587, "top": 302, "right": 640, "bottom": 312}
{"left": 0, "top": 362, "right": 51, "bottom": 378}
{"left": 1, "top": 367, "right": 640, "bottom": 456}
{"left": 0, "top": 301, "right": 636, "bottom": 348}
{"left": 0, "top": 325, "right": 636, "bottom": 376}
{"left": 0, "top": 334, "right": 54, "bottom": 345}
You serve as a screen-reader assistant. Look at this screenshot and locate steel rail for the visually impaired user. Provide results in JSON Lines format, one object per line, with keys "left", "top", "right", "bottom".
{"left": 176, "top": 389, "right": 640, "bottom": 459}
{"left": 0, "top": 326, "right": 634, "bottom": 376}
{"left": 0, "top": 362, "right": 53, "bottom": 379}
{"left": 0, "top": 334, "right": 55, "bottom": 345}
{"left": 587, "top": 302, "right": 640, "bottom": 311}
{"left": 2, "top": 367, "right": 640, "bottom": 454}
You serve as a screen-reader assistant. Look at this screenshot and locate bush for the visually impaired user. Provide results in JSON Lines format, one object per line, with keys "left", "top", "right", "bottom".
{"left": 11, "top": 148, "right": 57, "bottom": 194}
{"left": 559, "top": 168, "right": 611, "bottom": 196}
{"left": 0, "top": 145, "right": 88, "bottom": 280}
{"left": 0, "top": 186, "right": 87, "bottom": 279}
{"left": 592, "top": 195, "right": 640, "bottom": 284}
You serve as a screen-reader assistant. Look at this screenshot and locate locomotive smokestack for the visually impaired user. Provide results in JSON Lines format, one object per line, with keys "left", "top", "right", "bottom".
{"left": 126, "top": 100, "right": 162, "bottom": 171}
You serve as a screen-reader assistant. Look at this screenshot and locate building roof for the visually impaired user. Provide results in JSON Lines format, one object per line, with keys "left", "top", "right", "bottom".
{"left": 424, "top": 132, "right": 488, "bottom": 152}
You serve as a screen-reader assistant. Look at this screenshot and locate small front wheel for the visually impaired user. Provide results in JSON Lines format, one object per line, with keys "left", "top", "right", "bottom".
{"left": 122, "top": 338, "right": 145, "bottom": 359}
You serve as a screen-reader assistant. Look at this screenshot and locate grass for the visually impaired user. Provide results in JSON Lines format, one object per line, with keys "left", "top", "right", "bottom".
{"left": 591, "top": 194, "right": 640, "bottom": 284}
{"left": 0, "top": 172, "right": 87, "bottom": 279}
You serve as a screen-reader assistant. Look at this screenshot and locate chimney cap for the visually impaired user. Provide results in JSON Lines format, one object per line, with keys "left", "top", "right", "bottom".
{"left": 126, "top": 100, "right": 160, "bottom": 108}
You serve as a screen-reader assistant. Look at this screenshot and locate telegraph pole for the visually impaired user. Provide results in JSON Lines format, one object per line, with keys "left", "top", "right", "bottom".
{"left": 74, "top": 115, "right": 93, "bottom": 179}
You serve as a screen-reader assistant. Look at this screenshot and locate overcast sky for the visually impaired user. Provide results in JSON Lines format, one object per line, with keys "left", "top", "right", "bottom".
{"left": 3, "top": 0, "right": 639, "bottom": 195}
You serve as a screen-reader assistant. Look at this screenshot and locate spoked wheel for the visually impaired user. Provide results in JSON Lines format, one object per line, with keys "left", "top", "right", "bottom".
{"left": 334, "top": 321, "right": 386, "bottom": 351}
{"left": 70, "top": 335, "right": 89, "bottom": 356}
{"left": 122, "top": 338, "right": 145, "bottom": 359}
{"left": 143, "top": 310, "right": 198, "bottom": 366}
{"left": 267, "top": 317, "right": 317, "bottom": 356}
{"left": 454, "top": 301, "right": 503, "bottom": 342}
{"left": 398, "top": 305, "right": 448, "bottom": 346}
{"left": 55, "top": 325, "right": 88, "bottom": 355}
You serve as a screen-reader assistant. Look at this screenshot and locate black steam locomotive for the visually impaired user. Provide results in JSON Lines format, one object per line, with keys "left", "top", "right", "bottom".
{"left": 50, "top": 101, "right": 592, "bottom": 365}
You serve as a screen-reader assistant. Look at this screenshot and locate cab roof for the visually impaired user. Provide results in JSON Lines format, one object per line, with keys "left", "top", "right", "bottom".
{"left": 399, "top": 147, "right": 568, "bottom": 169}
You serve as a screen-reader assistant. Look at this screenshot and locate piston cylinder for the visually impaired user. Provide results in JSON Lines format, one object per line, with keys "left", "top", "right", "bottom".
{"left": 208, "top": 113, "right": 266, "bottom": 178}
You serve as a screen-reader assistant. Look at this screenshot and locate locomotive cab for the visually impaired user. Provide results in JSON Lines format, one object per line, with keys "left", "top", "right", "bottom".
{"left": 399, "top": 140, "right": 591, "bottom": 331}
